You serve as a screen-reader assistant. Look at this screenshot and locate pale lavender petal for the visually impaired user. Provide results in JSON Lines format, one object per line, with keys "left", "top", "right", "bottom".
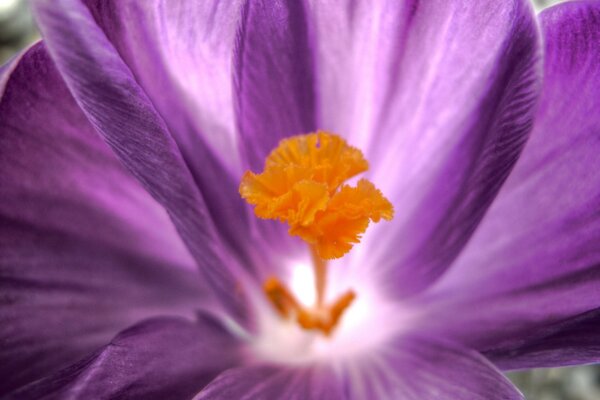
{"left": 83, "top": 1, "right": 265, "bottom": 270}
{"left": 0, "top": 43, "right": 205, "bottom": 394}
{"left": 195, "top": 365, "right": 345, "bottom": 399}
{"left": 344, "top": 336, "right": 523, "bottom": 399}
{"left": 420, "top": 1, "right": 600, "bottom": 368}
{"left": 8, "top": 316, "right": 242, "bottom": 399}
{"left": 221, "top": 0, "right": 542, "bottom": 288}
{"left": 340, "top": 0, "right": 541, "bottom": 296}
{"left": 84, "top": 0, "right": 244, "bottom": 172}
{"left": 31, "top": 0, "right": 251, "bottom": 319}
{"left": 309, "top": 0, "right": 541, "bottom": 296}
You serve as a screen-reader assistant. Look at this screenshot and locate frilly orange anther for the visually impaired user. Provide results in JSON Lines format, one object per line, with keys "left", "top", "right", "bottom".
{"left": 239, "top": 131, "right": 393, "bottom": 259}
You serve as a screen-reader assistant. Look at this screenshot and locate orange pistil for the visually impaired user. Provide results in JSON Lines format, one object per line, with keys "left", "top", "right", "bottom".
{"left": 240, "top": 131, "right": 393, "bottom": 335}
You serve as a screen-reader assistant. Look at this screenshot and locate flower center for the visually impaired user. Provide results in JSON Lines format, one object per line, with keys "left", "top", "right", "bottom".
{"left": 240, "top": 131, "right": 393, "bottom": 335}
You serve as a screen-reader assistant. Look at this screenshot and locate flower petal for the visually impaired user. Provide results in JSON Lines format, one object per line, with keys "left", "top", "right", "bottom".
{"left": 0, "top": 43, "right": 205, "bottom": 395}
{"left": 316, "top": 0, "right": 541, "bottom": 296}
{"left": 84, "top": 0, "right": 244, "bottom": 172}
{"left": 82, "top": 1, "right": 263, "bottom": 269}
{"left": 196, "top": 338, "right": 523, "bottom": 399}
{"left": 194, "top": 365, "right": 344, "bottom": 400}
{"left": 486, "top": 307, "right": 600, "bottom": 370}
{"left": 230, "top": 0, "right": 542, "bottom": 286}
{"left": 8, "top": 316, "right": 242, "bottom": 399}
{"left": 421, "top": 1, "right": 600, "bottom": 369}
{"left": 230, "top": 0, "right": 321, "bottom": 261}
{"left": 31, "top": 0, "right": 250, "bottom": 319}
{"left": 234, "top": 0, "right": 318, "bottom": 171}
{"left": 346, "top": 336, "right": 523, "bottom": 399}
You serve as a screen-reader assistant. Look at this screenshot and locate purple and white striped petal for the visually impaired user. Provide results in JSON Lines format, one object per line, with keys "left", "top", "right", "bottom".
{"left": 0, "top": 43, "right": 205, "bottom": 395}
{"left": 334, "top": 0, "right": 542, "bottom": 297}
{"left": 421, "top": 0, "right": 600, "bottom": 369}
{"left": 83, "top": 0, "right": 244, "bottom": 173}
{"left": 81, "top": 0, "right": 266, "bottom": 271}
{"left": 31, "top": 0, "right": 251, "bottom": 320}
{"left": 343, "top": 336, "right": 523, "bottom": 399}
{"left": 216, "top": 0, "right": 542, "bottom": 297}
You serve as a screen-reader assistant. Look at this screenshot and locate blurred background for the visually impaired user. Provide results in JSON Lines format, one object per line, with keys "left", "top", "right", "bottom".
{"left": 0, "top": 0, "right": 598, "bottom": 399}
{"left": 0, "top": 0, "right": 35, "bottom": 63}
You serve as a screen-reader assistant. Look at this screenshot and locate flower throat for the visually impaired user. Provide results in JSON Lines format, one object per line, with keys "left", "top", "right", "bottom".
{"left": 240, "top": 131, "right": 393, "bottom": 335}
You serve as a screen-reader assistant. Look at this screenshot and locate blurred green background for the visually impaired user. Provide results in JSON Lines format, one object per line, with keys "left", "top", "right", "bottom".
{"left": 0, "top": 0, "right": 598, "bottom": 398}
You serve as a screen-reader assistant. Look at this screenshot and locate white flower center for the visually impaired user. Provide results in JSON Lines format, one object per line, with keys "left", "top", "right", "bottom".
{"left": 249, "top": 260, "right": 402, "bottom": 365}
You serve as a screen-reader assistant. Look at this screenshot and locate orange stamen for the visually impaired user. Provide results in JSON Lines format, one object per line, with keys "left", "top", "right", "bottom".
{"left": 243, "top": 131, "right": 393, "bottom": 335}
{"left": 263, "top": 275, "right": 356, "bottom": 336}
{"left": 263, "top": 277, "right": 301, "bottom": 318}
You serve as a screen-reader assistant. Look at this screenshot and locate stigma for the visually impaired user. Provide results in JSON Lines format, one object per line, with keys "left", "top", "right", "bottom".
{"left": 240, "top": 131, "right": 393, "bottom": 335}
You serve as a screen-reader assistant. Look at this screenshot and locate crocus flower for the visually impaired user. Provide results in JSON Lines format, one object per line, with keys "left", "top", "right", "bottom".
{"left": 1, "top": 0, "right": 599, "bottom": 398}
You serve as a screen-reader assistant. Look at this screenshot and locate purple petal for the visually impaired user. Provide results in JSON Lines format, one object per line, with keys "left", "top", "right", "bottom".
{"left": 202, "top": 0, "right": 542, "bottom": 289}
{"left": 196, "top": 337, "right": 522, "bottom": 399}
{"left": 486, "top": 307, "right": 600, "bottom": 370}
{"left": 84, "top": 0, "right": 243, "bottom": 172}
{"left": 418, "top": 268, "right": 600, "bottom": 370}
{"left": 347, "top": 336, "right": 523, "bottom": 399}
{"left": 234, "top": 0, "right": 317, "bottom": 171}
{"left": 232, "top": 0, "right": 319, "bottom": 257}
{"left": 195, "top": 365, "right": 344, "bottom": 399}
{"left": 31, "top": 0, "right": 251, "bottom": 319}
{"left": 420, "top": 1, "right": 600, "bottom": 368}
{"left": 8, "top": 316, "right": 242, "bottom": 399}
{"left": 82, "top": 1, "right": 266, "bottom": 271}
{"left": 314, "top": 0, "right": 541, "bottom": 296}
{"left": 0, "top": 43, "right": 205, "bottom": 394}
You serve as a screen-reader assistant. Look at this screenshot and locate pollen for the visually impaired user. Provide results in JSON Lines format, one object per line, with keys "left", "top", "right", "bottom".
{"left": 239, "top": 131, "right": 393, "bottom": 259}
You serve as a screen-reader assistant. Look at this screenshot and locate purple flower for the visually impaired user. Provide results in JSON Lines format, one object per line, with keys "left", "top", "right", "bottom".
{"left": 1, "top": 0, "right": 599, "bottom": 398}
